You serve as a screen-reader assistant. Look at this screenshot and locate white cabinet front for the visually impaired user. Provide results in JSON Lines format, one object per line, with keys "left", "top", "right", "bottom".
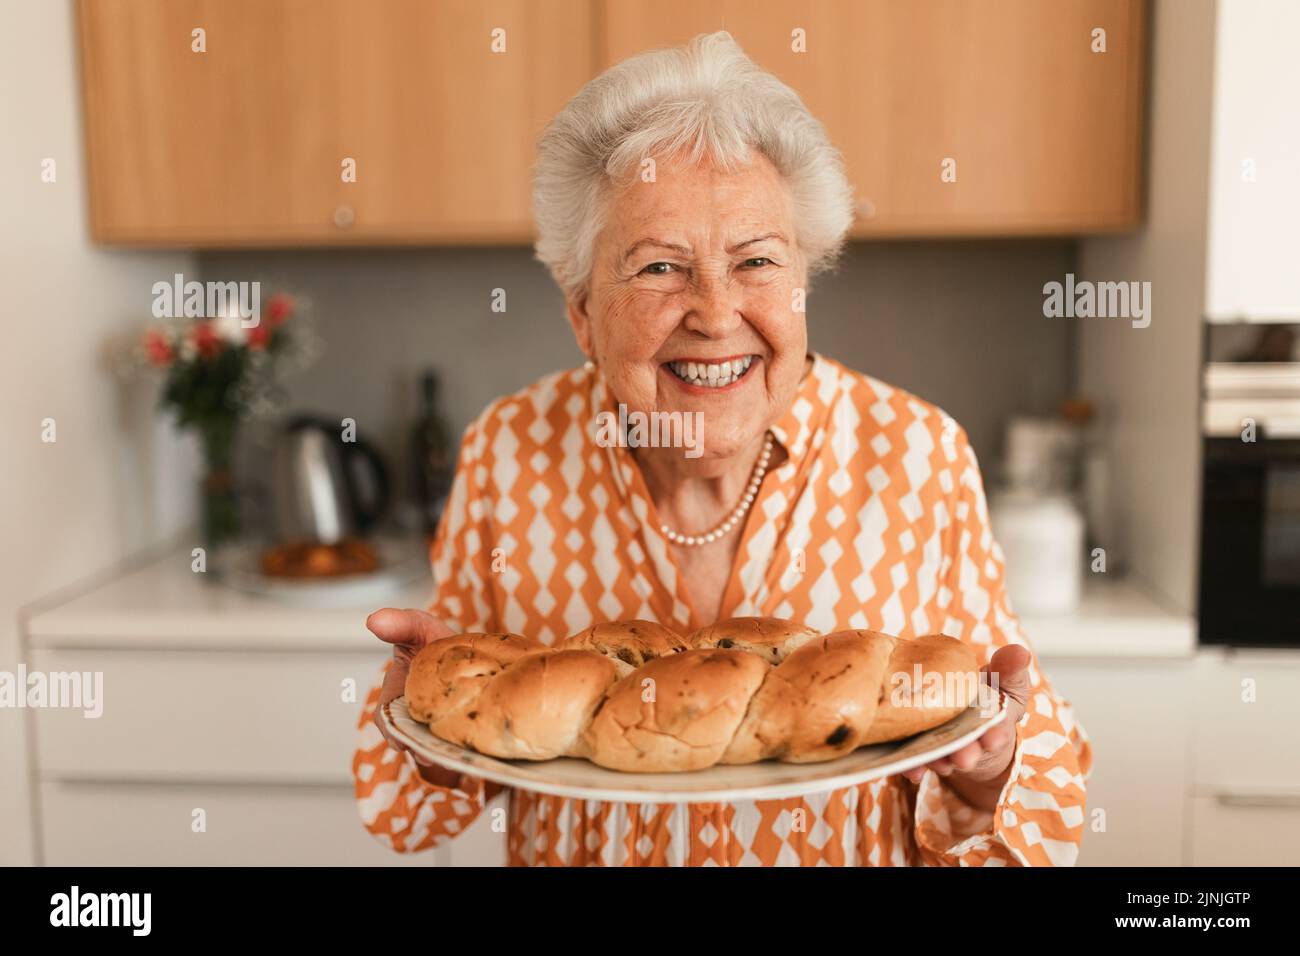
{"left": 40, "top": 781, "right": 430, "bottom": 867}
{"left": 31, "top": 648, "right": 387, "bottom": 783}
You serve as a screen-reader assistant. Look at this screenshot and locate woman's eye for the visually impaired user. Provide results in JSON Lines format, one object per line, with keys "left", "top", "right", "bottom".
{"left": 743, "top": 257, "right": 773, "bottom": 268}
{"left": 641, "top": 262, "right": 674, "bottom": 276}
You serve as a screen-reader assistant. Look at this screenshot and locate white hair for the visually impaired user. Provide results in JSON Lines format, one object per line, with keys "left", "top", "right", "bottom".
{"left": 532, "top": 31, "right": 855, "bottom": 299}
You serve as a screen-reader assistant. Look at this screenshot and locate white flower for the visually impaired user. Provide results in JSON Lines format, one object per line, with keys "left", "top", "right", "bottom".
{"left": 212, "top": 311, "right": 250, "bottom": 347}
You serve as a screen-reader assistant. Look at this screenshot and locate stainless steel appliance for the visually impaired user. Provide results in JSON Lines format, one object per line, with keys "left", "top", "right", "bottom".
{"left": 1200, "top": 354, "right": 1300, "bottom": 647}
{"left": 273, "top": 416, "right": 390, "bottom": 544}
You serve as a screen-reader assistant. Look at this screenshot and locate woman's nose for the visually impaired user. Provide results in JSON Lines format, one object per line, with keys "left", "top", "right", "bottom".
{"left": 681, "top": 272, "right": 743, "bottom": 337}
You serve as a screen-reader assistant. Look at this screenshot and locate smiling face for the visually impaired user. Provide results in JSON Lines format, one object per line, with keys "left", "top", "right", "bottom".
{"left": 566, "top": 148, "right": 809, "bottom": 461}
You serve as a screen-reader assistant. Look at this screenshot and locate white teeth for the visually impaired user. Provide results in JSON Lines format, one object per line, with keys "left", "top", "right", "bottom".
{"left": 667, "top": 356, "right": 755, "bottom": 388}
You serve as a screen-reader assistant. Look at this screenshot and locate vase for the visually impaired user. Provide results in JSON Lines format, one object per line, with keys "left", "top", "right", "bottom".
{"left": 198, "top": 417, "right": 241, "bottom": 549}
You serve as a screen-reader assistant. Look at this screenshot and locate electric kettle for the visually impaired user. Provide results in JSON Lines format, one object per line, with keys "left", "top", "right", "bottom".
{"left": 272, "top": 416, "right": 390, "bottom": 544}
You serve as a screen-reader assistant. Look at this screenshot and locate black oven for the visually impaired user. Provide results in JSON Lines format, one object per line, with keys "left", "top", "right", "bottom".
{"left": 1200, "top": 436, "right": 1300, "bottom": 646}
{"left": 1199, "top": 351, "right": 1300, "bottom": 647}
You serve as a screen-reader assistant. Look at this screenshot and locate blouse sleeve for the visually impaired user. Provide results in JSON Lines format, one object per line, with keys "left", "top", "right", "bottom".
{"left": 352, "top": 416, "right": 505, "bottom": 853}
{"left": 911, "top": 423, "right": 1094, "bottom": 866}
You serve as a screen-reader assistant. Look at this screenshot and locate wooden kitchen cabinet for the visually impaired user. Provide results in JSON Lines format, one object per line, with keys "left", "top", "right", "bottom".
{"left": 77, "top": 0, "right": 1144, "bottom": 246}
{"left": 76, "top": 0, "right": 595, "bottom": 245}
{"left": 601, "top": 0, "right": 1146, "bottom": 237}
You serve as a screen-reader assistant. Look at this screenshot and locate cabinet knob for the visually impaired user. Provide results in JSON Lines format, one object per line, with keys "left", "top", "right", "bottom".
{"left": 333, "top": 204, "right": 355, "bottom": 229}
{"left": 855, "top": 197, "right": 876, "bottom": 220}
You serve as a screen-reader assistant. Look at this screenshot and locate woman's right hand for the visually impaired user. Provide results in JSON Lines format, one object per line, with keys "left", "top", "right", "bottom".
{"left": 366, "top": 607, "right": 463, "bottom": 789}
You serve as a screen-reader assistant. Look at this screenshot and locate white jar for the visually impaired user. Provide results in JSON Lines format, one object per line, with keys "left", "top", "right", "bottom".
{"left": 988, "top": 489, "right": 1085, "bottom": 615}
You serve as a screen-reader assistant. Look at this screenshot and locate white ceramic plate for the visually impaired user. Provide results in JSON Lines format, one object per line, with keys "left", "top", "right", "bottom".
{"left": 380, "top": 693, "right": 1008, "bottom": 804}
{"left": 215, "top": 536, "right": 428, "bottom": 608}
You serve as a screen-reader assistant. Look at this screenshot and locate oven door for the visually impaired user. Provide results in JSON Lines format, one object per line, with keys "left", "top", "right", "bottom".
{"left": 1200, "top": 437, "right": 1300, "bottom": 646}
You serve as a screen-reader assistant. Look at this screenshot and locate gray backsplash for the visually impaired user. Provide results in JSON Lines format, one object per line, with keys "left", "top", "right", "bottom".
{"left": 202, "top": 240, "right": 1073, "bottom": 516}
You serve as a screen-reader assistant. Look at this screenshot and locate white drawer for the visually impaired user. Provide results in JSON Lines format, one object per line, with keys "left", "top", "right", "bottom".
{"left": 39, "top": 781, "right": 434, "bottom": 866}
{"left": 30, "top": 649, "right": 386, "bottom": 783}
{"left": 1193, "top": 651, "right": 1300, "bottom": 790}
{"left": 1189, "top": 791, "right": 1300, "bottom": 866}
{"left": 446, "top": 799, "right": 508, "bottom": 867}
{"left": 1034, "top": 659, "right": 1191, "bottom": 866}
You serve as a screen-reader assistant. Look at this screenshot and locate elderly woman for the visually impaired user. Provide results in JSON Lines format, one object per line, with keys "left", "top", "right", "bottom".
{"left": 354, "top": 32, "right": 1091, "bottom": 866}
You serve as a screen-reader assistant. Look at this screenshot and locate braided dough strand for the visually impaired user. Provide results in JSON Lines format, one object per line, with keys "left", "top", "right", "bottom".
{"left": 404, "top": 617, "right": 980, "bottom": 773}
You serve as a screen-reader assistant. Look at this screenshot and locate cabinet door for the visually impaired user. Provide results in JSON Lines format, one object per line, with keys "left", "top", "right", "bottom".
{"left": 601, "top": 0, "right": 1145, "bottom": 236}
{"left": 1189, "top": 795, "right": 1300, "bottom": 867}
{"left": 41, "top": 781, "right": 431, "bottom": 866}
{"left": 77, "top": 0, "right": 594, "bottom": 245}
{"left": 1192, "top": 651, "right": 1300, "bottom": 792}
{"left": 1204, "top": 0, "right": 1300, "bottom": 320}
{"left": 1032, "top": 657, "right": 1192, "bottom": 866}
{"left": 31, "top": 648, "right": 387, "bottom": 783}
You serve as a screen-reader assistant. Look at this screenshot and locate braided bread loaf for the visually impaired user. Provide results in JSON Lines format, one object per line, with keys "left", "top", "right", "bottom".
{"left": 405, "top": 618, "right": 980, "bottom": 773}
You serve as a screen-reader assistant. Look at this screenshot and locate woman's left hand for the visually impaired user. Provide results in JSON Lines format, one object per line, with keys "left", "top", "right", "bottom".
{"left": 900, "top": 644, "right": 1032, "bottom": 811}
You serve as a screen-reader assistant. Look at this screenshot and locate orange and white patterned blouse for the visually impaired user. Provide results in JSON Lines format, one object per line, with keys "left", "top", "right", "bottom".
{"left": 353, "top": 352, "right": 1093, "bottom": 866}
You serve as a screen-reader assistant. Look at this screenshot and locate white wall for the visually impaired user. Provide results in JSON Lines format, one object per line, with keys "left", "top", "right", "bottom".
{"left": 1204, "top": 0, "right": 1300, "bottom": 321}
{"left": 0, "top": 0, "right": 196, "bottom": 864}
{"left": 1076, "top": 0, "right": 1218, "bottom": 612}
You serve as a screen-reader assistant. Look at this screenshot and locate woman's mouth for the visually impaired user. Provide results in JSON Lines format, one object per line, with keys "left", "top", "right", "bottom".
{"left": 664, "top": 355, "right": 757, "bottom": 390}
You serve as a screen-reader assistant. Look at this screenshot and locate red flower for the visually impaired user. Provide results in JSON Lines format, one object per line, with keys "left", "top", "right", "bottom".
{"left": 144, "top": 329, "right": 174, "bottom": 367}
{"left": 192, "top": 322, "right": 223, "bottom": 360}
{"left": 248, "top": 322, "right": 273, "bottom": 350}
{"left": 266, "top": 293, "right": 295, "bottom": 328}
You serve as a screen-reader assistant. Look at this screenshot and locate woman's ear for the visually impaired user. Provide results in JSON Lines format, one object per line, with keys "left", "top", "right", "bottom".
{"left": 565, "top": 291, "right": 595, "bottom": 361}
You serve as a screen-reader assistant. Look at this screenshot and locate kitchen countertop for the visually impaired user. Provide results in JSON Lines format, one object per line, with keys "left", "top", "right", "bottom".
{"left": 26, "top": 547, "right": 1197, "bottom": 659}
{"left": 24, "top": 546, "right": 434, "bottom": 652}
{"left": 1019, "top": 577, "right": 1197, "bottom": 660}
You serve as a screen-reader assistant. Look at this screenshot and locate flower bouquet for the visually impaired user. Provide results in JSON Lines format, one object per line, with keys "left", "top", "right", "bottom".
{"left": 139, "top": 291, "right": 315, "bottom": 548}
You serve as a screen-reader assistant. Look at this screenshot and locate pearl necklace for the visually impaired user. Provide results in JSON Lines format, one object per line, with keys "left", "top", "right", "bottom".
{"left": 659, "top": 432, "right": 774, "bottom": 547}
